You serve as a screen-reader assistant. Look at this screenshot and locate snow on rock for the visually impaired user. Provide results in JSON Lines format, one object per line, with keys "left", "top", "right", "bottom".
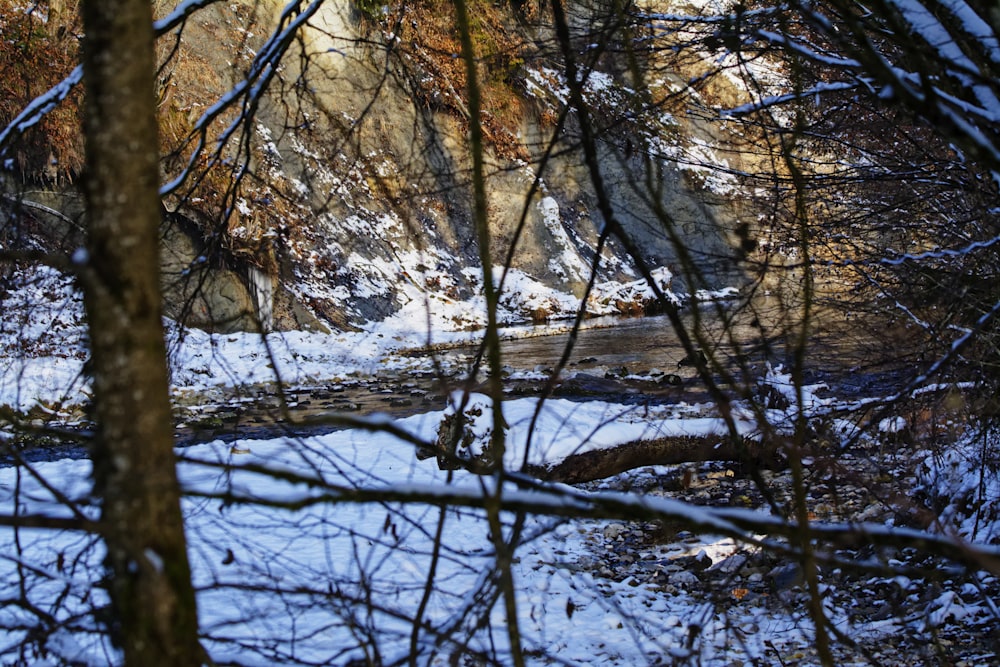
{"left": 757, "top": 363, "right": 832, "bottom": 418}
{"left": 917, "top": 429, "right": 1000, "bottom": 544}
{"left": 493, "top": 267, "right": 580, "bottom": 322}
{"left": 538, "top": 196, "right": 589, "bottom": 283}
{"left": 587, "top": 266, "right": 681, "bottom": 315}
{"left": 430, "top": 391, "right": 506, "bottom": 468}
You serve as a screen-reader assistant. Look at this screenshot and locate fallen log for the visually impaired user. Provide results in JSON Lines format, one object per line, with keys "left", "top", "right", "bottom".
{"left": 521, "top": 435, "right": 781, "bottom": 484}
{"left": 423, "top": 392, "right": 783, "bottom": 484}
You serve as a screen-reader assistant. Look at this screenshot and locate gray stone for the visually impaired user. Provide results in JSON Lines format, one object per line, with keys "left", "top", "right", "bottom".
{"left": 603, "top": 523, "right": 627, "bottom": 540}
{"left": 768, "top": 563, "right": 804, "bottom": 591}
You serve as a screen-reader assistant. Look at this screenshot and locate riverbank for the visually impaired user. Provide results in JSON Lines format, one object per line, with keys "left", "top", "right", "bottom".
{"left": 3, "top": 384, "right": 996, "bottom": 665}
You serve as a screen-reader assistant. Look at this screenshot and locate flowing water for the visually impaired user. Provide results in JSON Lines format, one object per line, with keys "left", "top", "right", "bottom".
{"left": 173, "top": 297, "right": 911, "bottom": 446}
{"left": 9, "top": 298, "right": 910, "bottom": 462}
{"left": 490, "top": 297, "right": 883, "bottom": 386}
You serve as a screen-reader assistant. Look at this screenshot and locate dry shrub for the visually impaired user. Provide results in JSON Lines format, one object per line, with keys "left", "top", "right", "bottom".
{"left": 154, "top": 3, "right": 308, "bottom": 265}
{"left": 0, "top": 3, "right": 83, "bottom": 181}
{"left": 386, "top": 0, "right": 530, "bottom": 161}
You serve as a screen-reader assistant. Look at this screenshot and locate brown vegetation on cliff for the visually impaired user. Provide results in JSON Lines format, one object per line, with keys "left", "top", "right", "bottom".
{"left": 0, "top": 3, "right": 82, "bottom": 181}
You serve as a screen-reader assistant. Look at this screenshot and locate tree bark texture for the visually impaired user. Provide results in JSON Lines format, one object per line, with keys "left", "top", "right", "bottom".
{"left": 79, "top": 0, "right": 201, "bottom": 663}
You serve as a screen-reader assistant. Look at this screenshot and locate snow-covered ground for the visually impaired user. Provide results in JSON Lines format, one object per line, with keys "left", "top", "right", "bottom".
{"left": 1, "top": 265, "right": 999, "bottom": 665}
{"left": 5, "top": 389, "right": 999, "bottom": 665}
{"left": 0, "top": 402, "right": 724, "bottom": 663}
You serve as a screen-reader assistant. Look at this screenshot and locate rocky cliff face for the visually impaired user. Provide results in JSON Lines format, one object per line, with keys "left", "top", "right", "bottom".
{"left": 3, "top": 0, "right": 759, "bottom": 333}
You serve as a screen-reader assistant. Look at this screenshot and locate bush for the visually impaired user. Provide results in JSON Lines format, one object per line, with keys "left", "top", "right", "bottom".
{"left": 0, "top": 3, "right": 83, "bottom": 181}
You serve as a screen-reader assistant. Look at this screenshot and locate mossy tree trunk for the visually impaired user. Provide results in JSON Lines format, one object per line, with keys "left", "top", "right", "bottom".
{"left": 78, "top": 0, "right": 201, "bottom": 664}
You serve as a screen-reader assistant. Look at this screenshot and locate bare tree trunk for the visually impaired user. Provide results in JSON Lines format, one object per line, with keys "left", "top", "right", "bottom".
{"left": 78, "top": 0, "right": 201, "bottom": 664}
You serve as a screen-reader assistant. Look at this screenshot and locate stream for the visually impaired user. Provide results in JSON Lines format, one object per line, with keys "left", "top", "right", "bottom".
{"left": 171, "top": 300, "right": 911, "bottom": 447}
{"left": 6, "top": 301, "right": 912, "bottom": 463}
